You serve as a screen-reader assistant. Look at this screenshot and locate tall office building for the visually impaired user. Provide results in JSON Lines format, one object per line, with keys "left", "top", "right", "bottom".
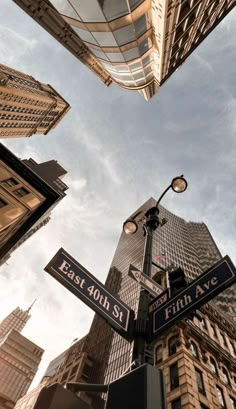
{"left": 79, "top": 199, "right": 236, "bottom": 409}
{"left": 13, "top": 0, "right": 235, "bottom": 100}
{"left": 36, "top": 198, "right": 236, "bottom": 409}
{"left": 0, "top": 305, "right": 32, "bottom": 338}
{"left": 0, "top": 305, "right": 43, "bottom": 409}
{"left": 0, "top": 63, "right": 70, "bottom": 138}
{"left": 0, "top": 143, "right": 68, "bottom": 264}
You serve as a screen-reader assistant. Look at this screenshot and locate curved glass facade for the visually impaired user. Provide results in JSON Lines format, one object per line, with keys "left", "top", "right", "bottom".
{"left": 50, "top": 0, "right": 154, "bottom": 89}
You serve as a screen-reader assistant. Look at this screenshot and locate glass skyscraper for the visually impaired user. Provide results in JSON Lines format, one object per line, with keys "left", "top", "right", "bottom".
{"left": 12, "top": 0, "right": 235, "bottom": 100}
{"left": 36, "top": 198, "right": 235, "bottom": 409}
{"left": 79, "top": 198, "right": 235, "bottom": 408}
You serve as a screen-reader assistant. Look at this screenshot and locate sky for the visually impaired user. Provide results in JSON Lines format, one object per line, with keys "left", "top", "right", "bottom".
{"left": 0, "top": 0, "right": 236, "bottom": 390}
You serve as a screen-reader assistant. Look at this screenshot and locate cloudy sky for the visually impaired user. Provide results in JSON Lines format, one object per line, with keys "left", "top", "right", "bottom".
{"left": 0, "top": 0, "right": 236, "bottom": 389}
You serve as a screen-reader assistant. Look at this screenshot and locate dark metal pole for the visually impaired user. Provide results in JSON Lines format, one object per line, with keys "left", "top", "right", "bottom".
{"left": 132, "top": 207, "right": 159, "bottom": 366}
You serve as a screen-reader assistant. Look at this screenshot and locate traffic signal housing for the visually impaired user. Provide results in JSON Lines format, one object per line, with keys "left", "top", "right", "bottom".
{"left": 168, "top": 267, "right": 187, "bottom": 297}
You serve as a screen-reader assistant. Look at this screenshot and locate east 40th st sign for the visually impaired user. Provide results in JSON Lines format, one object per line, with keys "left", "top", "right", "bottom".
{"left": 45, "top": 248, "right": 134, "bottom": 340}
{"left": 149, "top": 255, "right": 236, "bottom": 341}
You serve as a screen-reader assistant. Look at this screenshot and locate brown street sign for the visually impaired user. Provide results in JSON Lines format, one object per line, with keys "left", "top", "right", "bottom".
{"left": 45, "top": 248, "right": 134, "bottom": 340}
{"left": 148, "top": 256, "right": 236, "bottom": 341}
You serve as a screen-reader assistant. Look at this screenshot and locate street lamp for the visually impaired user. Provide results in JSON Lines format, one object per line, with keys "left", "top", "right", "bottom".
{"left": 123, "top": 175, "right": 188, "bottom": 366}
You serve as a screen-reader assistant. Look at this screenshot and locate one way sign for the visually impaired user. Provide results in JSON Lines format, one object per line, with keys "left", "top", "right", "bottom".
{"left": 128, "top": 265, "right": 163, "bottom": 297}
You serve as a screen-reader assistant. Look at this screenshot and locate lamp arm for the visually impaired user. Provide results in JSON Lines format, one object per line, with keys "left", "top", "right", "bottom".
{"left": 155, "top": 184, "right": 171, "bottom": 208}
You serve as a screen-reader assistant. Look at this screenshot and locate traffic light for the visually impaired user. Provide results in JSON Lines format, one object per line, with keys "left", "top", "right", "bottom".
{"left": 168, "top": 267, "right": 187, "bottom": 297}
{"left": 105, "top": 364, "right": 166, "bottom": 409}
{"left": 33, "top": 384, "right": 91, "bottom": 409}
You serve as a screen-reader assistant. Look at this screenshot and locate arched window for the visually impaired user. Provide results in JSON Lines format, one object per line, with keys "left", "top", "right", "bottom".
{"left": 210, "top": 357, "right": 218, "bottom": 376}
{"left": 190, "top": 341, "right": 199, "bottom": 360}
{"left": 155, "top": 344, "right": 163, "bottom": 364}
{"left": 168, "top": 335, "right": 178, "bottom": 356}
{"left": 222, "top": 367, "right": 231, "bottom": 386}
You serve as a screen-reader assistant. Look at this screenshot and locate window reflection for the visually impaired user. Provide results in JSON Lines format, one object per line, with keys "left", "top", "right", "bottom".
{"left": 134, "top": 14, "right": 148, "bottom": 37}
{"left": 92, "top": 31, "right": 117, "bottom": 47}
{"left": 106, "top": 53, "right": 125, "bottom": 63}
{"left": 128, "top": 0, "right": 144, "bottom": 9}
{"left": 91, "top": 48, "right": 109, "bottom": 61}
{"left": 113, "top": 25, "right": 136, "bottom": 46}
{"left": 98, "top": 0, "right": 129, "bottom": 21}
{"left": 72, "top": 26, "right": 98, "bottom": 45}
{"left": 70, "top": 0, "right": 106, "bottom": 22}
{"left": 50, "top": 0, "right": 80, "bottom": 20}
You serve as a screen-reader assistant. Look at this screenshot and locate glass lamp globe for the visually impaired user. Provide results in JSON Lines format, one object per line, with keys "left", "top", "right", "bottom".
{"left": 171, "top": 176, "right": 188, "bottom": 193}
{"left": 123, "top": 219, "right": 138, "bottom": 235}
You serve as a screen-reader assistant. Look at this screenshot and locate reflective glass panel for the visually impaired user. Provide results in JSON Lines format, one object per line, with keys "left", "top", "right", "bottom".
{"left": 129, "top": 61, "right": 143, "bottom": 70}
{"left": 113, "top": 25, "right": 136, "bottom": 46}
{"left": 129, "top": 0, "right": 144, "bottom": 10}
{"left": 133, "top": 72, "right": 144, "bottom": 80}
{"left": 142, "top": 55, "right": 151, "bottom": 66}
{"left": 134, "top": 14, "right": 148, "bottom": 37}
{"left": 98, "top": 0, "right": 129, "bottom": 21}
{"left": 70, "top": 0, "right": 106, "bottom": 22}
{"left": 90, "top": 48, "right": 109, "bottom": 61}
{"left": 72, "top": 26, "right": 98, "bottom": 44}
{"left": 106, "top": 52, "right": 125, "bottom": 62}
{"left": 92, "top": 31, "right": 117, "bottom": 47}
{"left": 123, "top": 47, "right": 140, "bottom": 61}
{"left": 139, "top": 39, "right": 150, "bottom": 55}
{"left": 50, "top": 0, "right": 80, "bottom": 19}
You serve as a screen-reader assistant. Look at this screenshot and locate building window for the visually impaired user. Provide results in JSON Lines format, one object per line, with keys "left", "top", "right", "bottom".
{"left": 190, "top": 342, "right": 199, "bottom": 360}
{"left": 170, "top": 362, "right": 179, "bottom": 390}
{"left": 168, "top": 335, "right": 178, "bottom": 356}
{"left": 230, "top": 396, "right": 236, "bottom": 409}
{"left": 155, "top": 344, "right": 163, "bottom": 364}
{"left": 2, "top": 177, "right": 18, "bottom": 187}
{"left": 216, "top": 386, "right": 226, "bottom": 408}
{"left": 210, "top": 324, "right": 217, "bottom": 338}
{"left": 201, "top": 317, "right": 207, "bottom": 330}
{"left": 210, "top": 357, "right": 218, "bottom": 376}
{"left": 0, "top": 198, "right": 7, "bottom": 208}
{"left": 195, "top": 368, "right": 206, "bottom": 395}
{"left": 70, "top": 365, "right": 78, "bottom": 377}
{"left": 222, "top": 367, "right": 231, "bottom": 386}
{"left": 61, "top": 371, "right": 69, "bottom": 382}
{"left": 14, "top": 187, "right": 29, "bottom": 197}
{"left": 220, "top": 333, "right": 227, "bottom": 347}
{"left": 171, "top": 398, "right": 181, "bottom": 409}
{"left": 230, "top": 341, "right": 236, "bottom": 355}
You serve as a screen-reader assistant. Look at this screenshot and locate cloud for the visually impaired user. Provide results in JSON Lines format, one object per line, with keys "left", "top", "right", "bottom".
{"left": 1, "top": 0, "right": 236, "bottom": 391}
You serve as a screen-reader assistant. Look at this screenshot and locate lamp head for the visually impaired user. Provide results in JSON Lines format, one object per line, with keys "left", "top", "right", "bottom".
{"left": 171, "top": 175, "right": 188, "bottom": 193}
{"left": 123, "top": 218, "right": 138, "bottom": 235}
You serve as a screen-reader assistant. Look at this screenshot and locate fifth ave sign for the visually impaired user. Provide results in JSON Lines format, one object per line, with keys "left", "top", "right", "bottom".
{"left": 149, "top": 255, "right": 236, "bottom": 341}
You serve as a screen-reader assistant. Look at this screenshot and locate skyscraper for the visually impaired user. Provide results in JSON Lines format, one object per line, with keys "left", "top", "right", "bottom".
{"left": 12, "top": 0, "right": 235, "bottom": 100}
{"left": 0, "top": 63, "right": 70, "bottom": 138}
{"left": 79, "top": 199, "right": 236, "bottom": 408}
{"left": 37, "top": 198, "right": 236, "bottom": 409}
{"left": 0, "top": 143, "right": 68, "bottom": 264}
{"left": 0, "top": 305, "right": 44, "bottom": 409}
{"left": 0, "top": 305, "right": 32, "bottom": 338}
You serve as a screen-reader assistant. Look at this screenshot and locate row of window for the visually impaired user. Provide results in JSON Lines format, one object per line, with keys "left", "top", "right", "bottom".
{"left": 156, "top": 335, "right": 236, "bottom": 386}
{"left": 1, "top": 178, "right": 30, "bottom": 200}
{"left": 1, "top": 104, "right": 43, "bottom": 115}
{"left": 53, "top": 0, "right": 143, "bottom": 23}
{"left": 0, "top": 91, "right": 50, "bottom": 107}
{"left": 170, "top": 361, "right": 236, "bottom": 409}
{"left": 72, "top": 14, "right": 148, "bottom": 48}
